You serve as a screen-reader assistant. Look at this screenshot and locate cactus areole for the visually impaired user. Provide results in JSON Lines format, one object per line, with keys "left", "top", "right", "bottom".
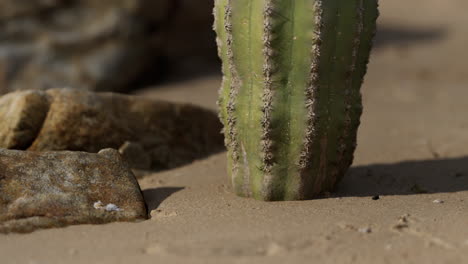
{"left": 214, "top": 0, "right": 379, "bottom": 201}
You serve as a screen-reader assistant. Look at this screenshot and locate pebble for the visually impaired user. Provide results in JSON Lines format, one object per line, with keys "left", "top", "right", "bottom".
{"left": 358, "top": 227, "right": 372, "bottom": 234}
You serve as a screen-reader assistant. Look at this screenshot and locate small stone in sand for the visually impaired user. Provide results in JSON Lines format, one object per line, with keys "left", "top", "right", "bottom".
{"left": 393, "top": 214, "right": 411, "bottom": 231}
{"left": 433, "top": 199, "right": 444, "bottom": 204}
{"left": 372, "top": 195, "right": 380, "bottom": 200}
{"left": 358, "top": 227, "right": 372, "bottom": 234}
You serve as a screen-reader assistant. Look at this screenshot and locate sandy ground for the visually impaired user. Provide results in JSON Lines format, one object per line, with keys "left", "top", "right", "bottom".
{"left": 1, "top": 0, "right": 468, "bottom": 263}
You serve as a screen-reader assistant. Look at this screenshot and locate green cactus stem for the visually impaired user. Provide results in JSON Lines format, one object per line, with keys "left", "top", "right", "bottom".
{"left": 214, "top": 0, "right": 379, "bottom": 201}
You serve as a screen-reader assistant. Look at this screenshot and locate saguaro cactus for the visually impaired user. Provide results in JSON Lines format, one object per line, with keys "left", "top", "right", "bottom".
{"left": 214, "top": 0, "right": 379, "bottom": 201}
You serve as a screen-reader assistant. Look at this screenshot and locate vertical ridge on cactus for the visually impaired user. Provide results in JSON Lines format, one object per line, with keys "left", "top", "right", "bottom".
{"left": 214, "top": 0, "right": 379, "bottom": 201}
{"left": 213, "top": 0, "right": 234, "bottom": 188}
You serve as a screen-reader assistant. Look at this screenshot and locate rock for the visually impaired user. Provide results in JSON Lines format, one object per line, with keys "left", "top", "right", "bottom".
{"left": 0, "top": 89, "right": 224, "bottom": 171}
{"left": 0, "top": 148, "right": 147, "bottom": 233}
{"left": 0, "top": 0, "right": 172, "bottom": 94}
{"left": 0, "top": 90, "right": 49, "bottom": 149}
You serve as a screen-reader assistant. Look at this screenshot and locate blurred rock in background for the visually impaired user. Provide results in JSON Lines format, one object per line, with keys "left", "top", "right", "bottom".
{"left": 0, "top": 0, "right": 218, "bottom": 95}
{"left": 0, "top": 89, "right": 224, "bottom": 171}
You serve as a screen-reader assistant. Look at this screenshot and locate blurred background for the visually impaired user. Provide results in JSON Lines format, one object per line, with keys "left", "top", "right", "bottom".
{"left": 0, "top": 0, "right": 467, "bottom": 163}
{"left": 0, "top": 0, "right": 218, "bottom": 94}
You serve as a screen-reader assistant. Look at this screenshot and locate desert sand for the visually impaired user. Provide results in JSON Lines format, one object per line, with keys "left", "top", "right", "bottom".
{"left": 1, "top": 0, "right": 467, "bottom": 263}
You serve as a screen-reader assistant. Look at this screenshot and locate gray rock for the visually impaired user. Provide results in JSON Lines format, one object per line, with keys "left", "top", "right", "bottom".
{"left": 0, "top": 0, "right": 172, "bottom": 94}
{"left": 0, "top": 148, "right": 147, "bottom": 233}
{"left": 0, "top": 89, "right": 224, "bottom": 171}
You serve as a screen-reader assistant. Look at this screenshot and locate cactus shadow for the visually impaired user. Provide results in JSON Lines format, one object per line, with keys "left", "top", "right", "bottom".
{"left": 336, "top": 156, "right": 468, "bottom": 197}
{"left": 142, "top": 187, "right": 185, "bottom": 212}
{"left": 374, "top": 25, "right": 447, "bottom": 48}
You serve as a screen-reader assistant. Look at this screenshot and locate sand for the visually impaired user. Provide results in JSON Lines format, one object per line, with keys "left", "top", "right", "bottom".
{"left": 1, "top": 0, "right": 467, "bottom": 263}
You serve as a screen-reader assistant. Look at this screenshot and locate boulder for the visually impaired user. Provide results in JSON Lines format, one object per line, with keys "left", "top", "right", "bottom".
{"left": 0, "top": 89, "right": 224, "bottom": 171}
{"left": 0, "top": 148, "right": 147, "bottom": 233}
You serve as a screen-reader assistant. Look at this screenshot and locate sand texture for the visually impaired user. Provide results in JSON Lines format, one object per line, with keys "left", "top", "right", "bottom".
{"left": 0, "top": 0, "right": 467, "bottom": 263}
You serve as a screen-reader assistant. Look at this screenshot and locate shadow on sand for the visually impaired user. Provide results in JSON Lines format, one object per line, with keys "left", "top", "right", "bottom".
{"left": 375, "top": 24, "right": 447, "bottom": 48}
{"left": 143, "top": 187, "right": 185, "bottom": 212}
{"left": 336, "top": 156, "right": 468, "bottom": 197}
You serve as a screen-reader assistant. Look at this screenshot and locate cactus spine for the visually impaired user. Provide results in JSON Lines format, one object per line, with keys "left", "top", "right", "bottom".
{"left": 214, "top": 0, "right": 379, "bottom": 201}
